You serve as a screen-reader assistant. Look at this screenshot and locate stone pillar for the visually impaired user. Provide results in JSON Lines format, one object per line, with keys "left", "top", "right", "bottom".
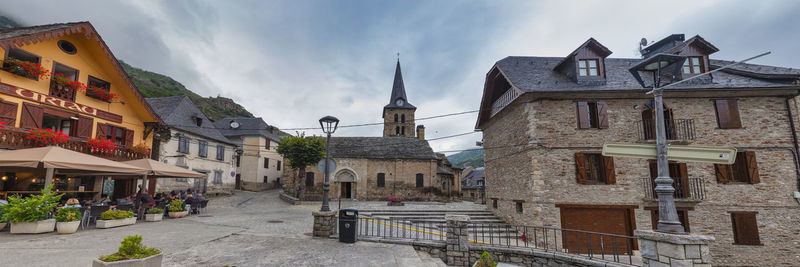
{"left": 312, "top": 211, "right": 337, "bottom": 238}
{"left": 445, "top": 214, "right": 470, "bottom": 267}
{"left": 635, "top": 230, "right": 714, "bottom": 267}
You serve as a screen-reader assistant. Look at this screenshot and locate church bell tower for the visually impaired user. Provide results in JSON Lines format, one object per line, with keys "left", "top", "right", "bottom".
{"left": 383, "top": 60, "right": 416, "bottom": 137}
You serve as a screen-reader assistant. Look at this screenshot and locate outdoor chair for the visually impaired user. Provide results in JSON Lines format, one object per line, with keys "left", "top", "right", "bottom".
{"left": 190, "top": 201, "right": 200, "bottom": 215}
{"left": 199, "top": 200, "right": 209, "bottom": 213}
{"left": 78, "top": 207, "right": 89, "bottom": 230}
{"left": 88, "top": 205, "right": 110, "bottom": 225}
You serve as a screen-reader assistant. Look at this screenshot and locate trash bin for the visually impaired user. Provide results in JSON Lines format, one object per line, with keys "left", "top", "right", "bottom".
{"left": 338, "top": 208, "right": 358, "bottom": 243}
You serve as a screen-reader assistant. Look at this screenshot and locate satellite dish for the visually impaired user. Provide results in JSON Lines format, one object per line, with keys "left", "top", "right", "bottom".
{"left": 640, "top": 38, "right": 648, "bottom": 47}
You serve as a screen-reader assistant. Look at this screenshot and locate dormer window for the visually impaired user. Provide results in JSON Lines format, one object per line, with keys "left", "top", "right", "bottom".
{"left": 578, "top": 59, "right": 600, "bottom": 77}
{"left": 683, "top": 56, "right": 704, "bottom": 74}
{"left": 194, "top": 117, "right": 202, "bottom": 127}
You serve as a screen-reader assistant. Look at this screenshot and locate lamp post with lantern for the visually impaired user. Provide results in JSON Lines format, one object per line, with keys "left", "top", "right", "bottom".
{"left": 318, "top": 116, "right": 339, "bottom": 212}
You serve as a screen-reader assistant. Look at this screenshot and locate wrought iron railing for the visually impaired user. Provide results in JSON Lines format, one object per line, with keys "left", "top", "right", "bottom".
{"left": 636, "top": 119, "right": 695, "bottom": 141}
{"left": 490, "top": 88, "right": 519, "bottom": 117}
{"left": 642, "top": 177, "right": 705, "bottom": 201}
{"left": 0, "top": 127, "right": 148, "bottom": 161}
{"left": 351, "top": 217, "right": 446, "bottom": 241}
{"left": 49, "top": 80, "right": 77, "bottom": 101}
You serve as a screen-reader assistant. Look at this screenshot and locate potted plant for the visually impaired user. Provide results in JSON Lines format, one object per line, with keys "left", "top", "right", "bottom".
{"left": 87, "top": 138, "right": 118, "bottom": 153}
{"left": 94, "top": 235, "right": 162, "bottom": 267}
{"left": 473, "top": 251, "right": 497, "bottom": 267}
{"left": 167, "top": 199, "right": 188, "bottom": 218}
{"left": 55, "top": 207, "right": 82, "bottom": 234}
{"left": 3, "top": 185, "right": 62, "bottom": 234}
{"left": 144, "top": 208, "right": 163, "bottom": 222}
{"left": 2, "top": 58, "right": 50, "bottom": 79}
{"left": 387, "top": 196, "right": 405, "bottom": 206}
{"left": 85, "top": 85, "right": 118, "bottom": 102}
{"left": 26, "top": 128, "right": 69, "bottom": 147}
{"left": 131, "top": 143, "right": 151, "bottom": 155}
{"left": 96, "top": 210, "right": 136, "bottom": 229}
{"left": 51, "top": 73, "right": 86, "bottom": 92}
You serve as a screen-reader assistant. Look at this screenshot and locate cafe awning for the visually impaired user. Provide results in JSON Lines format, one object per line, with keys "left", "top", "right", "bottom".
{"left": 0, "top": 146, "right": 148, "bottom": 174}
{"left": 122, "top": 159, "right": 207, "bottom": 179}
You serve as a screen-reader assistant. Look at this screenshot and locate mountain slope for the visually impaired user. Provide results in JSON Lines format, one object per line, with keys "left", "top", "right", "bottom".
{"left": 447, "top": 149, "right": 484, "bottom": 168}
{"left": 0, "top": 16, "right": 23, "bottom": 28}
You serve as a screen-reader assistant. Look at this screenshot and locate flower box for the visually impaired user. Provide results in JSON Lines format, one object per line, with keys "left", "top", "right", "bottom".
{"left": 0, "top": 222, "right": 6, "bottom": 231}
{"left": 92, "top": 253, "right": 163, "bottom": 267}
{"left": 145, "top": 213, "right": 163, "bottom": 222}
{"left": 10, "top": 219, "right": 56, "bottom": 234}
{"left": 56, "top": 221, "right": 80, "bottom": 234}
{"left": 2, "top": 58, "right": 50, "bottom": 80}
{"left": 85, "top": 86, "right": 117, "bottom": 102}
{"left": 96, "top": 217, "right": 136, "bottom": 229}
{"left": 168, "top": 211, "right": 188, "bottom": 218}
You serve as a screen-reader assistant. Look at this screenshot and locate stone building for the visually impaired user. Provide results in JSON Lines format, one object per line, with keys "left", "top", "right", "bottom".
{"left": 146, "top": 96, "right": 237, "bottom": 195}
{"left": 213, "top": 117, "right": 284, "bottom": 191}
{"left": 285, "top": 61, "right": 461, "bottom": 201}
{"left": 475, "top": 34, "right": 800, "bottom": 266}
{"left": 461, "top": 167, "right": 485, "bottom": 203}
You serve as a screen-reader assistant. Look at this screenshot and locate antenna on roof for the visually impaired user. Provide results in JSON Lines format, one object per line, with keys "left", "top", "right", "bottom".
{"left": 638, "top": 38, "right": 648, "bottom": 56}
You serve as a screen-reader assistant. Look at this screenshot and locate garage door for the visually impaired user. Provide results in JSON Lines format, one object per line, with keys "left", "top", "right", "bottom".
{"left": 559, "top": 206, "right": 637, "bottom": 254}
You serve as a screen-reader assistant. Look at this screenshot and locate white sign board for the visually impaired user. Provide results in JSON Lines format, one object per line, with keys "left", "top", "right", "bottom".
{"left": 602, "top": 143, "right": 737, "bottom": 165}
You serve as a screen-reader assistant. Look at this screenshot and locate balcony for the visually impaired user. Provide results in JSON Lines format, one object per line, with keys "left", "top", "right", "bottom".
{"left": 635, "top": 119, "right": 695, "bottom": 141}
{"left": 642, "top": 177, "right": 705, "bottom": 201}
{"left": 0, "top": 127, "right": 148, "bottom": 161}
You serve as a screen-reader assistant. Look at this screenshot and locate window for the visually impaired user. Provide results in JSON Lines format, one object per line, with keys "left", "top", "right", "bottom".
{"left": 198, "top": 140, "right": 208, "bottom": 158}
{"left": 103, "top": 125, "right": 127, "bottom": 146}
{"left": 213, "top": 171, "right": 222, "bottom": 185}
{"left": 730, "top": 212, "right": 760, "bottom": 245}
{"left": 194, "top": 117, "right": 202, "bottom": 127}
{"left": 263, "top": 176, "right": 268, "bottom": 183}
{"left": 264, "top": 158, "right": 269, "bottom": 169}
{"left": 87, "top": 76, "right": 110, "bottom": 90}
{"left": 396, "top": 126, "right": 400, "bottom": 135}
{"left": 683, "top": 56, "right": 703, "bottom": 74}
{"left": 576, "top": 101, "right": 608, "bottom": 129}
{"left": 216, "top": 145, "right": 225, "bottom": 160}
{"left": 401, "top": 114, "right": 405, "bottom": 123}
{"left": 57, "top": 40, "right": 77, "bottom": 54}
{"left": 714, "top": 99, "right": 742, "bottom": 129}
{"left": 50, "top": 62, "right": 79, "bottom": 101}
{"left": 577, "top": 59, "right": 600, "bottom": 77}
{"left": 178, "top": 136, "right": 189, "bottom": 154}
{"left": 277, "top": 160, "right": 281, "bottom": 171}
{"left": 265, "top": 139, "right": 271, "bottom": 150}
{"left": 305, "top": 172, "right": 315, "bottom": 187}
{"left": 377, "top": 173, "right": 385, "bottom": 187}
{"left": 492, "top": 199, "right": 498, "bottom": 209}
{"left": 4, "top": 48, "right": 42, "bottom": 80}
{"left": 575, "top": 153, "right": 615, "bottom": 184}
{"left": 649, "top": 208, "right": 690, "bottom": 233}
{"left": 416, "top": 173, "right": 424, "bottom": 188}
{"left": 715, "top": 151, "right": 759, "bottom": 184}
{"left": 394, "top": 114, "right": 398, "bottom": 122}
{"left": 515, "top": 201, "right": 523, "bottom": 214}
{"left": 401, "top": 126, "right": 405, "bottom": 136}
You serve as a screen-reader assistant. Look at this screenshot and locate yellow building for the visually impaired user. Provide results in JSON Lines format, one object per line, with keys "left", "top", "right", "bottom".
{"left": 0, "top": 22, "right": 161, "bottom": 200}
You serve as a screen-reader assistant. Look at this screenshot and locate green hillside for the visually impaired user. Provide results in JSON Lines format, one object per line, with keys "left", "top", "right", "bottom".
{"left": 0, "top": 16, "right": 23, "bottom": 28}
{"left": 447, "top": 149, "right": 484, "bottom": 168}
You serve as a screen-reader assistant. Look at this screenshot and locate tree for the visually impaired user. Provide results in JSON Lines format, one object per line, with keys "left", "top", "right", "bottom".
{"left": 276, "top": 132, "right": 326, "bottom": 198}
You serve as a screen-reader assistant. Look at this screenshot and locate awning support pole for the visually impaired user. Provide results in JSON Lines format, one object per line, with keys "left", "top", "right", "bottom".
{"left": 44, "top": 168, "right": 54, "bottom": 188}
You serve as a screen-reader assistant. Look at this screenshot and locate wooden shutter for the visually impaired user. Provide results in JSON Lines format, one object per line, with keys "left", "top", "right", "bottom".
{"left": 574, "top": 153, "right": 587, "bottom": 184}
{"left": 95, "top": 123, "right": 107, "bottom": 139}
{"left": 602, "top": 155, "right": 615, "bottom": 184}
{"left": 731, "top": 212, "right": 760, "bottom": 245}
{"left": 744, "top": 151, "right": 760, "bottom": 184}
{"left": 678, "top": 163, "right": 690, "bottom": 195}
{"left": 124, "top": 129, "right": 134, "bottom": 146}
{"left": 596, "top": 101, "right": 609, "bottom": 129}
{"left": 576, "top": 102, "right": 591, "bottom": 129}
{"left": 714, "top": 164, "right": 731, "bottom": 184}
{"left": 76, "top": 115, "right": 93, "bottom": 138}
{"left": 0, "top": 101, "right": 18, "bottom": 127}
{"left": 727, "top": 100, "right": 742, "bottom": 128}
{"left": 715, "top": 100, "right": 730, "bottom": 128}
{"left": 20, "top": 102, "right": 42, "bottom": 129}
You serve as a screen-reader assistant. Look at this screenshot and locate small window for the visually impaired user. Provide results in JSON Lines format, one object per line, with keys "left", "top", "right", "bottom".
{"left": 263, "top": 176, "right": 268, "bottom": 183}
{"left": 194, "top": 117, "right": 203, "bottom": 127}
{"left": 3, "top": 48, "right": 42, "bottom": 80}
{"left": 730, "top": 212, "right": 760, "bottom": 245}
{"left": 401, "top": 114, "right": 405, "bottom": 123}
{"left": 277, "top": 160, "right": 281, "bottom": 171}
{"left": 213, "top": 171, "right": 222, "bottom": 185}
{"left": 683, "top": 56, "right": 703, "bottom": 74}
{"left": 575, "top": 153, "right": 615, "bottom": 185}
{"left": 177, "top": 136, "right": 189, "bottom": 154}
{"left": 264, "top": 158, "right": 269, "bottom": 169}
{"left": 577, "top": 59, "right": 600, "bottom": 77}
{"left": 396, "top": 126, "right": 400, "bottom": 135}
{"left": 576, "top": 101, "right": 608, "bottom": 129}
{"left": 198, "top": 140, "right": 208, "bottom": 158}
{"left": 104, "top": 125, "right": 127, "bottom": 146}
{"left": 714, "top": 99, "right": 742, "bottom": 129}
{"left": 57, "top": 40, "right": 77, "bottom": 54}
{"left": 394, "top": 114, "right": 398, "bottom": 122}
{"left": 515, "top": 201, "right": 523, "bottom": 214}
{"left": 216, "top": 145, "right": 225, "bottom": 160}
{"left": 265, "top": 139, "right": 271, "bottom": 150}
{"left": 492, "top": 199, "right": 498, "bottom": 209}
{"left": 377, "top": 173, "right": 385, "bottom": 187}
{"left": 305, "top": 172, "right": 315, "bottom": 187}
{"left": 416, "top": 173, "right": 424, "bottom": 188}
{"left": 87, "top": 76, "right": 110, "bottom": 90}
{"left": 401, "top": 126, "right": 405, "bottom": 136}
{"left": 715, "top": 151, "right": 759, "bottom": 184}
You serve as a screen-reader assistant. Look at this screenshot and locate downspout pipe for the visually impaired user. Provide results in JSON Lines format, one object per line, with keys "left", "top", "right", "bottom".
{"left": 784, "top": 92, "right": 800, "bottom": 192}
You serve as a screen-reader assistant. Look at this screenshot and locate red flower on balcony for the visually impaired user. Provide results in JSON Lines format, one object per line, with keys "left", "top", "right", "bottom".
{"left": 130, "top": 143, "right": 151, "bottom": 155}
{"left": 85, "top": 85, "right": 118, "bottom": 102}
{"left": 87, "top": 137, "right": 118, "bottom": 153}
{"left": 52, "top": 73, "right": 86, "bottom": 92}
{"left": 2, "top": 58, "right": 50, "bottom": 79}
{"left": 26, "top": 128, "right": 68, "bottom": 147}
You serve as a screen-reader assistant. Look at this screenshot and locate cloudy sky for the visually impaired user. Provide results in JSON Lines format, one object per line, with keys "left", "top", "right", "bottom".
{"left": 3, "top": 0, "right": 800, "bottom": 154}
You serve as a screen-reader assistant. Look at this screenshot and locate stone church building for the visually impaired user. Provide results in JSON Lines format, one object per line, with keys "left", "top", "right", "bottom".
{"left": 285, "top": 61, "right": 462, "bottom": 201}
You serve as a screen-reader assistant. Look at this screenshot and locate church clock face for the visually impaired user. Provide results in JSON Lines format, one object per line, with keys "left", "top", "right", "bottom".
{"left": 396, "top": 99, "right": 404, "bottom": 106}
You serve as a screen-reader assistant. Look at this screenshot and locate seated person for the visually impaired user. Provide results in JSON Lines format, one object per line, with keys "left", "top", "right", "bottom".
{"left": 64, "top": 198, "right": 82, "bottom": 208}
{"left": 117, "top": 195, "right": 133, "bottom": 206}
{"left": 185, "top": 194, "right": 197, "bottom": 214}
{"left": 196, "top": 193, "right": 206, "bottom": 202}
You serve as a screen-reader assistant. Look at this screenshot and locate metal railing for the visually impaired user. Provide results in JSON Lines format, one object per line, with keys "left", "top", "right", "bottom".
{"left": 642, "top": 177, "right": 705, "bottom": 201}
{"left": 468, "top": 223, "right": 638, "bottom": 265}
{"left": 0, "top": 127, "right": 149, "bottom": 161}
{"left": 354, "top": 217, "right": 446, "bottom": 241}
{"left": 636, "top": 119, "right": 695, "bottom": 141}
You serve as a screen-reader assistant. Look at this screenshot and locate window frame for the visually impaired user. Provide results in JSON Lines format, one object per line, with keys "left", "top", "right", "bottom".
{"left": 264, "top": 158, "right": 269, "bottom": 169}
{"left": 4, "top": 48, "right": 43, "bottom": 81}
{"left": 216, "top": 145, "right": 225, "bottom": 160}
{"left": 305, "top": 172, "right": 315, "bottom": 187}
{"left": 415, "top": 173, "right": 424, "bottom": 188}
{"left": 574, "top": 152, "right": 616, "bottom": 185}
{"left": 377, "top": 173, "right": 386, "bottom": 187}
{"left": 682, "top": 56, "right": 704, "bottom": 74}
{"left": 577, "top": 59, "right": 600, "bottom": 77}
{"left": 277, "top": 160, "right": 281, "bottom": 171}
{"left": 515, "top": 201, "right": 523, "bottom": 214}
{"left": 177, "top": 136, "right": 189, "bottom": 154}
{"left": 198, "top": 140, "right": 208, "bottom": 158}
{"left": 576, "top": 101, "right": 608, "bottom": 129}
{"left": 714, "top": 99, "right": 742, "bottom": 129}
{"left": 492, "top": 199, "right": 498, "bottom": 209}
{"left": 730, "top": 211, "right": 761, "bottom": 245}
{"left": 715, "top": 151, "right": 759, "bottom": 184}
{"left": 213, "top": 170, "right": 222, "bottom": 185}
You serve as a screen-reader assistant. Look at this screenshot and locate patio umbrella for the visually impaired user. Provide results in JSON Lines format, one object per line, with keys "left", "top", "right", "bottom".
{"left": 0, "top": 146, "right": 149, "bottom": 186}
{"left": 122, "top": 158, "right": 207, "bottom": 191}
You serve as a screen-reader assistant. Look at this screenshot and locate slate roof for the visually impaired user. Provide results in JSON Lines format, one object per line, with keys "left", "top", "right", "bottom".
{"left": 384, "top": 60, "right": 416, "bottom": 109}
{"left": 213, "top": 117, "right": 282, "bottom": 142}
{"left": 0, "top": 22, "right": 81, "bottom": 40}
{"left": 437, "top": 166, "right": 453, "bottom": 175}
{"left": 461, "top": 167, "right": 485, "bottom": 189}
{"left": 328, "top": 137, "right": 436, "bottom": 160}
{"left": 145, "top": 96, "right": 234, "bottom": 145}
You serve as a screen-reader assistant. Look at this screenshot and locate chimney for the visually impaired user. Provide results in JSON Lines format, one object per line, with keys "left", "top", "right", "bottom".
{"left": 416, "top": 125, "right": 425, "bottom": 140}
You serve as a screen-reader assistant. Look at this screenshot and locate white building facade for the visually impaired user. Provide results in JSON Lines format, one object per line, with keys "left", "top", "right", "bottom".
{"left": 215, "top": 118, "right": 284, "bottom": 191}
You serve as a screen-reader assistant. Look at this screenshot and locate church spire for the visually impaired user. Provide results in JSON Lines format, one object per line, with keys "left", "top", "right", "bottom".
{"left": 385, "top": 59, "right": 415, "bottom": 109}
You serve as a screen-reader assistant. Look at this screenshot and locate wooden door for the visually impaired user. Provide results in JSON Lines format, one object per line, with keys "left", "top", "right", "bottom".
{"left": 559, "top": 207, "right": 636, "bottom": 254}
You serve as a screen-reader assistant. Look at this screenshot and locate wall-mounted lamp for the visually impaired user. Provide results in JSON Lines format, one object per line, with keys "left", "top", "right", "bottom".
{"left": 1, "top": 176, "right": 6, "bottom": 181}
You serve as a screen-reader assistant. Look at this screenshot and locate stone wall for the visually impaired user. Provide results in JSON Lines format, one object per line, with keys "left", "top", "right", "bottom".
{"left": 483, "top": 95, "right": 800, "bottom": 266}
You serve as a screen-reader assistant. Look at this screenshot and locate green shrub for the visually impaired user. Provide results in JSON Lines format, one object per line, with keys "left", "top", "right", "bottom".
{"left": 100, "top": 209, "right": 135, "bottom": 220}
{"left": 145, "top": 208, "right": 164, "bottom": 214}
{"left": 55, "top": 207, "right": 82, "bottom": 222}
{"left": 2, "top": 185, "right": 63, "bottom": 222}
{"left": 167, "top": 200, "right": 185, "bottom": 212}
{"left": 98, "top": 235, "right": 161, "bottom": 262}
{"left": 0, "top": 205, "right": 7, "bottom": 222}
{"left": 475, "top": 251, "right": 497, "bottom": 267}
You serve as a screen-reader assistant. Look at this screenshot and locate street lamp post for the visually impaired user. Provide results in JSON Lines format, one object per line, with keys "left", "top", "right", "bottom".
{"left": 319, "top": 116, "right": 339, "bottom": 212}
